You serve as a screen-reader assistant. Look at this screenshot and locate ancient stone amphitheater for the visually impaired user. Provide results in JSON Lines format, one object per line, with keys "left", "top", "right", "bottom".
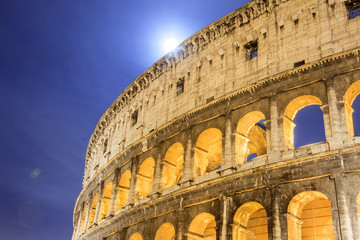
{"left": 73, "top": 0, "right": 360, "bottom": 239}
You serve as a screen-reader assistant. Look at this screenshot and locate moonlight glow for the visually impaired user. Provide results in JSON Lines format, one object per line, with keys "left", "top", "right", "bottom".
{"left": 163, "top": 38, "right": 179, "bottom": 52}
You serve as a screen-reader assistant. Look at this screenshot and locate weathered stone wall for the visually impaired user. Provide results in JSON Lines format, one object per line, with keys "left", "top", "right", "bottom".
{"left": 73, "top": 0, "right": 360, "bottom": 239}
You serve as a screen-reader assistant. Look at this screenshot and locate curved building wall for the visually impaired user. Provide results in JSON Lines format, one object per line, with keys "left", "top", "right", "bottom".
{"left": 73, "top": 0, "right": 360, "bottom": 239}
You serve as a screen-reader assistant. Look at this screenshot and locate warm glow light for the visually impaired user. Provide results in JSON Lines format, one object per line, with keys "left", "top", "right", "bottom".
{"left": 163, "top": 38, "right": 179, "bottom": 52}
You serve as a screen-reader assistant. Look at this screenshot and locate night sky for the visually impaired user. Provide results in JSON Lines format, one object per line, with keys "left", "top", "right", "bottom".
{"left": 1, "top": 1, "right": 359, "bottom": 239}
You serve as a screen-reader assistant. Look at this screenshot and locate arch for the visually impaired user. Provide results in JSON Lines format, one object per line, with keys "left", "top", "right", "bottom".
{"left": 344, "top": 80, "right": 360, "bottom": 137}
{"left": 235, "top": 111, "right": 266, "bottom": 164}
{"left": 162, "top": 142, "right": 184, "bottom": 189}
{"left": 99, "top": 181, "right": 113, "bottom": 222}
{"left": 155, "top": 222, "right": 176, "bottom": 240}
{"left": 232, "top": 202, "right": 268, "bottom": 240}
{"left": 115, "top": 170, "right": 131, "bottom": 211}
{"left": 188, "top": 212, "right": 216, "bottom": 240}
{"left": 135, "top": 157, "right": 155, "bottom": 201}
{"left": 128, "top": 232, "right": 143, "bottom": 240}
{"left": 194, "top": 128, "right": 222, "bottom": 176}
{"left": 287, "top": 191, "right": 335, "bottom": 240}
{"left": 88, "top": 193, "right": 98, "bottom": 228}
{"left": 283, "top": 95, "right": 323, "bottom": 150}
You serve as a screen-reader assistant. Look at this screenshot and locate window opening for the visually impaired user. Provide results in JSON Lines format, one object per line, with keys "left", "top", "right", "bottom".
{"left": 346, "top": 0, "right": 360, "bottom": 19}
{"left": 176, "top": 77, "right": 185, "bottom": 96}
{"left": 247, "top": 153, "right": 258, "bottom": 162}
{"left": 294, "top": 60, "right": 305, "bottom": 68}
{"left": 103, "top": 139, "right": 108, "bottom": 153}
{"left": 244, "top": 40, "right": 258, "bottom": 61}
{"left": 131, "top": 110, "right": 138, "bottom": 126}
{"left": 293, "top": 105, "right": 326, "bottom": 148}
{"left": 352, "top": 94, "right": 360, "bottom": 135}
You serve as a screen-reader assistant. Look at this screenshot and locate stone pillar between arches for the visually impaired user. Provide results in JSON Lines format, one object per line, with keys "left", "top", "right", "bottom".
{"left": 150, "top": 152, "right": 162, "bottom": 194}
{"left": 93, "top": 183, "right": 103, "bottom": 225}
{"left": 222, "top": 116, "right": 233, "bottom": 169}
{"left": 83, "top": 196, "right": 91, "bottom": 232}
{"left": 333, "top": 175, "right": 355, "bottom": 240}
{"left": 108, "top": 170, "right": 119, "bottom": 217}
{"left": 181, "top": 133, "right": 194, "bottom": 186}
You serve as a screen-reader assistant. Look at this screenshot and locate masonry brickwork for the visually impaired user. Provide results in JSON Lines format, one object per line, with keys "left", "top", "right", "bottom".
{"left": 73, "top": 0, "right": 360, "bottom": 239}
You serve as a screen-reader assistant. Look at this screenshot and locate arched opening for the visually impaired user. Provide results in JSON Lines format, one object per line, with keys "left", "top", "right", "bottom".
{"left": 235, "top": 111, "right": 266, "bottom": 164}
{"left": 188, "top": 212, "right": 216, "bottom": 240}
{"left": 115, "top": 170, "right": 131, "bottom": 211}
{"left": 194, "top": 128, "right": 222, "bottom": 176}
{"left": 99, "top": 181, "right": 113, "bottom": 222}
{"left": 293, "top": 105, "right": 326, "bottom": 148}
{"left": 79, "top": 203, "right": 88, "bottom": 234}
{"left": 246, "top": 153, "right": 258, "bottom": 162}
{"left": 287, "top": 191, "right": 335, "bottom": 240}
{"left": 283, "top": 95, "right": 324, "bottom": 150}
{"left": 135, "top": 157, "right": 155, "bottom": 201}
{"left": 155, "top": 222, "right": 176, "bottom": 240}
{"left": 88, "top": 193, "right": 98, "bottom": 228}
{"left": 232, "top": 202, "right": 268, "bottom": 240}
{"left": 129, "top": 232, "right": 143, "bottom": 240}
{"left": 344, "top": 80, "right": 360, "bottom": 136}
{"left": 162, "top": 142, "right": 184, "bottom": 189}
{"left": 352, "top": 96, "right": 360, "bottom": 135}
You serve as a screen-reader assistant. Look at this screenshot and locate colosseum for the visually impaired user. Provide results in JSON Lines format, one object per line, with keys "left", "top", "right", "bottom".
{"left": 73, "top": 0, "right": 360, "bottom": 239}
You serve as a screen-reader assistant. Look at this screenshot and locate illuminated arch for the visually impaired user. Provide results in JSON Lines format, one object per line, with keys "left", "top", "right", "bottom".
{"left": 162, "top": 142, "right": 184, "bottom": 189}
{"left": 283, "top": 95, "right": 323, "bottom": 150}
{"left": 129, "top": 232, "right": 143, "bottom": 240}
{"left": 344, "top": 80, "right": 360, "bottom": 137}
{"left": 194, "top": 128, "right": 222, "bottom": 176}
{"left": 88, "top": 193, "right": 98, "bottom": 228}
{"left": 154, "top": 222, "right": 176, "bottom": 240}
{"left": 115, "top": 170, "right": 131, "bottom": 211}
{"left": 188, "top": 212, "right": 216, "bottom": 240}
{"left": 287, "top": 191, "right": 335, "bottom": 240}
{"left": 235, "top": 111, "right": 266, "bottom": 164}
{"left": 99, "top": 181, "right": 113, "bottom": 222}
{"left": 232, "top": 202, "right": 268, "bottom": 240}
{"left": 135, "top": 157, "right": 155, "bottom": 201}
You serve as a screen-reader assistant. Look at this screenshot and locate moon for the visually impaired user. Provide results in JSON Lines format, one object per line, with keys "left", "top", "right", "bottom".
{"left": 163, "top": 38, "right": 179, "bottom": 53}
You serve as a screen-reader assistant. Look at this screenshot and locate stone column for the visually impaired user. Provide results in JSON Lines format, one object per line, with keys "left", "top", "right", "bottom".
{"left": 176, "top": 208, "right": 185, "bottom": 240}
{"left": 151, "top": 152, "right": 162, "bottom": 194}
{"left": 182, "top": 133, "right": 194, "bottom": 183}
{"left": 94, "top": 182, "right": 103, "bottom": 225}
{"left": 127, "top": 158, "right": 137, "bottom": 205}
{"left": 220, "top": 196, "right": 229, "bottom": 240}
{"left": 267, "top": 97, "right": 281, "bottom": 163}
{"left": 83, "top": 195, "right": 92, "bottom": 231}
{"left": 74, "top": 208, "right": 82, "bottom": 238}
{"left": 271, "top": 186, "right": 281, "bottom": 240}
{"left": 333, "top": 175, "right": 354, "bottom": 240}
{"left": 109, "top": 170, "right": 119, "bottom": 216}
{"left": 222, "top": 115, "right": 233, "bottom": 169}
{"left": 325, "top": 78, "right": 344, "bottom": 149}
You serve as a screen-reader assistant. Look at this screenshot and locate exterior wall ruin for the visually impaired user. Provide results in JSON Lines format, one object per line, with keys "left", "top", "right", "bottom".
{"left": 73, "top": 0, "right": 360, "bottom": 239}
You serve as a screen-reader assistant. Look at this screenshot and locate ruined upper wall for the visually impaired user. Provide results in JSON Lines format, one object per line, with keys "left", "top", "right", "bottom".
{"left": 83, "top": 0, "right": 360, "bottom": 185}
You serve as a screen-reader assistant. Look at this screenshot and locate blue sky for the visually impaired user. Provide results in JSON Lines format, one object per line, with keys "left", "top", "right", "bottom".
{"left": 1, "top": 0, "right": 359, "bottom": 239}
{"left": 0, "top": 0, "right": 253, "bottom": 239}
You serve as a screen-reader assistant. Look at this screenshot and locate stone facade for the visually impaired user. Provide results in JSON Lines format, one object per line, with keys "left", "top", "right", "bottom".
{"left": 73, "top": 0, "right": 360, "bottom": 239}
